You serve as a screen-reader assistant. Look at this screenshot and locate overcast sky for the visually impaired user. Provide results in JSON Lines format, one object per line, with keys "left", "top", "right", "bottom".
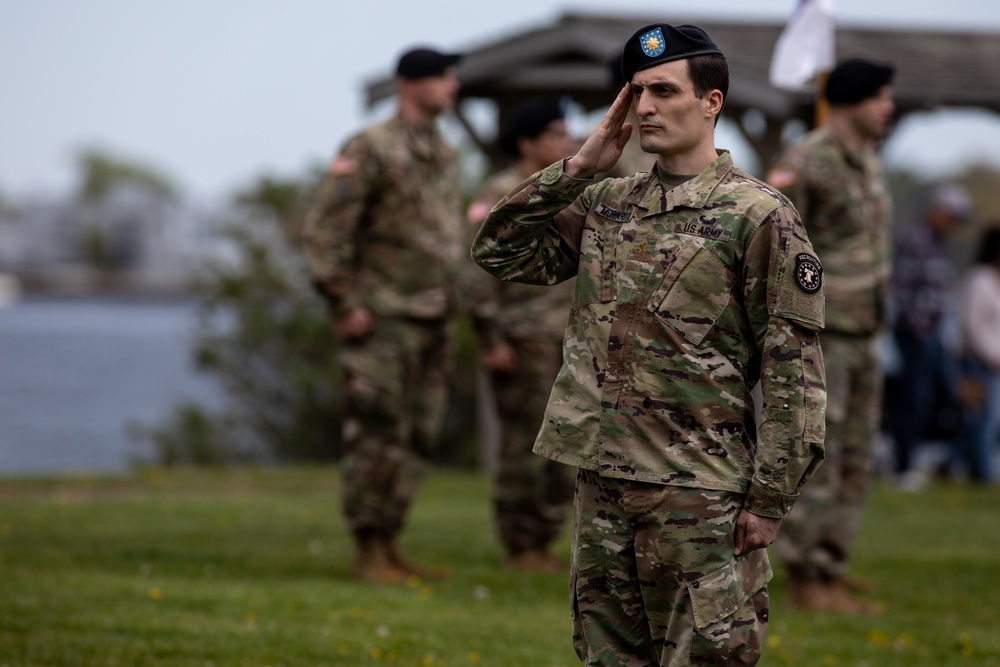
{"left": 3, "top": 0, "right": 1000, "bottom": 201}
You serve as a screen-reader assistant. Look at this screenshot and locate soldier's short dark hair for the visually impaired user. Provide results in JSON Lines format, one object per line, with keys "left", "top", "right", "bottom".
{"left": 688, "top": 54, "right": 728, "bottom": 104}
{"left": 688, "top": 54, "right": 728, "bottom": 125}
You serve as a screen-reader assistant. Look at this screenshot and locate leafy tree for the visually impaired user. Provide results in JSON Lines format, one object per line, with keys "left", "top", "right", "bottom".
{"left": 71, "top": 148, "right": 178, "bottom": 274}
{"left": 136, "top": 169, "right": 484, "bottom": 468}
{"left": 135, "top": 172, "right": 343, "bottom": 464}
{"left": 75, "top": 148, "right": 177, "bottom": 202}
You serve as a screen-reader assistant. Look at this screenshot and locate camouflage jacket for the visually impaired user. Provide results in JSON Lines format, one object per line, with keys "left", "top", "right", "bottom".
{"left": 472, "top": 152, "right": 827, "bottom": 518}
{"left": 303, "top": 114, "right": 464, "bottom": 320}
{"left": 767, "top": 126, "right": 892, "bottom": 335}
{"left": 465, "top": 166, "right": 576, "bottom": 347}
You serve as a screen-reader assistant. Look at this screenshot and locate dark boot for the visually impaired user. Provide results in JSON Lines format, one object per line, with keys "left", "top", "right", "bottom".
{"left": 503, "top": 548, "right": 566, "bottom": 572}
{"left": 834, "top": 571, "right": 879, "bottom": 595}
{"left": 384, "top": 537, "right": 450, "bottom": 581}
{"left": 787, "top": 574, "right": 877, "bottom": 614}
{"left": 786, "top": 574, "right": 832, "bottom": 611}
{"left": 350, "top": 530, "right": 407, "bottom": 583}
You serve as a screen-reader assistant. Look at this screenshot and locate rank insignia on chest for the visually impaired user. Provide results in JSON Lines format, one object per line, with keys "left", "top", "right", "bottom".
{"left": 795, "top": 253, "right": 823, "bottom": 293}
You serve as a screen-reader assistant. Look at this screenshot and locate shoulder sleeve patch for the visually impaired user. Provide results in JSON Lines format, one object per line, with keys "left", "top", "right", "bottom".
{"left": 768, "top": 211, "right": 825, "bottom": 332}
{"left": 794, "top": 253, "right": 823, "bottom": 294}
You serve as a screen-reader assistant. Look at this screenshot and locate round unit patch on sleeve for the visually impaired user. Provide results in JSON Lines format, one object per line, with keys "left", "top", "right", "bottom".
{"left": 795, "top": 253, "right": 823, "bottom": 294}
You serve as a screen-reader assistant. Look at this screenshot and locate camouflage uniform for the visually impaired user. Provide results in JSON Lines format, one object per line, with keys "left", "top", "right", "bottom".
{"left": 768, "top": 126, "right": 892, "bottom": 583}
{"left": 466, "top": 167, "right": 577, "bottom": 559}
{"left": 472, "top": 152, "right": 827, "bottom": 666}
{"left": 303, "top": 114, "right": 463, "bottom": 542}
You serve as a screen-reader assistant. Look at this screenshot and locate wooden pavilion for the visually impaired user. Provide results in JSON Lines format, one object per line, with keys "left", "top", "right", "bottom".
{"left": 363, "top": 12, "right": 1000, "bottom": 169}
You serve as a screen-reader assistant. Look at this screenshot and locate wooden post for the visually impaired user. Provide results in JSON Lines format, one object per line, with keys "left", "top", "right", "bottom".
{"left": 814, "top": 71, "right": 830, "bottom": 128}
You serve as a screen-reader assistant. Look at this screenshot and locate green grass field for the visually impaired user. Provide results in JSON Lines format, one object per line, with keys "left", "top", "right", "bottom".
{"left": 1, "top": 466, "right": 998, "bottom": 666}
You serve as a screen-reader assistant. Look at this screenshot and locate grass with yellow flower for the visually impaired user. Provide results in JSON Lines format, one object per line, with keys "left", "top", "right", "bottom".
{"left": 0, "top": 466, "right": 998, "bottom": 666}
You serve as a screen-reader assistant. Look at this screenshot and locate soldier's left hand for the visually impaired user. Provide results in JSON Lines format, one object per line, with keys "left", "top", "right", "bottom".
{"left": 733, "top": 510, "right": 781, "bottom": 555}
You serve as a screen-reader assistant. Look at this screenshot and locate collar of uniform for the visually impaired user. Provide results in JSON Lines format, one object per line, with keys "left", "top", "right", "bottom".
{"left": 817, "top": 124, "right": 872, "bottom": 172}
{"left": 392, "top": 113, "right": 444, "bottom": 162}
{"left": 626, "top": 150, "right": 735, "bottom": 217}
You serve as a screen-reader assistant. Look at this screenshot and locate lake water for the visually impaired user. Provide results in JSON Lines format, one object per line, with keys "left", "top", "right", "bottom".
{"left": 0, "top": 298, "right": 222, "bottom": 475}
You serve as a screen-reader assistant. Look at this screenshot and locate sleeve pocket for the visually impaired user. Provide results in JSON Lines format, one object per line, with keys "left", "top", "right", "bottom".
{"left": 771, "top": 230, "right": 825, "bottom": 332}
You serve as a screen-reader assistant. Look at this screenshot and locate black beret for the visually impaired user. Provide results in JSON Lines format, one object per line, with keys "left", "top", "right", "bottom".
{"left": 499, "top": 97, "right": 568, "bottom": 157}
{"left": 621, "top": 23, "right": 723, "bottom": 82}
{"left": 824, "top": 58, "right": 895, "bottom": 105}
{"left": 396, "top": 47, "right": 462, "bottom": 80}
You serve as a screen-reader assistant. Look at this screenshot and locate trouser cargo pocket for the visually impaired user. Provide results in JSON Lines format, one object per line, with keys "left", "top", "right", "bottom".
{"left": 685, "top": 549, "right": 772, "bottom": 637}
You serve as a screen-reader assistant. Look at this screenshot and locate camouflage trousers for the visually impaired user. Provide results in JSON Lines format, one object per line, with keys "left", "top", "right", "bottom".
{"left": 775, "top": 332, "right": 881, "bottom": 579}
{"left": 571, "top": 470, "right": 772, "bottom": 667}
{"left": 338, "top": 317, "right": 454, "bottom": 538}
{"left": 491, "top": 338, "right": 576, "bottom": 554}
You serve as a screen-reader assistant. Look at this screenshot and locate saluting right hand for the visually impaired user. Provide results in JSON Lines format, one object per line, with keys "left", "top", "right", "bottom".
{"left": 565, "top": 84, "right": 634, "bottom": 180}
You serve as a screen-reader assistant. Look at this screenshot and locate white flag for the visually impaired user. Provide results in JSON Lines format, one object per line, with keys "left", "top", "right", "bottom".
{"left": 769, "top": 0, "right": 836, "bottom": 90}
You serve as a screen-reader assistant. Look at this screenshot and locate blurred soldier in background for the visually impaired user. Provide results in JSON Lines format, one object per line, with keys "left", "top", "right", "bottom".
{"left": 465, "top": 97, "right": 578, "bottom": 571}
{"left": 303, "top": 46, "right": 464, "bottom": 583}
{"left": 768, "top": 57, "right": 896, "bottom": 614}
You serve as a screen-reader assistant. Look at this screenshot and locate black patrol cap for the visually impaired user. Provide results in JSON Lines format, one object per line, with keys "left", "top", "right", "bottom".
{"left": 824, "top": 58, "right": 895, "bottom": 105}
{"left": 499, "top": 96, "right": 569, "bottom": 157}
{"left": 621, "top": 23, "right": 723, "bottom": 82}
{"left": 396, "top": 47, "right": 462, "bottom": 80}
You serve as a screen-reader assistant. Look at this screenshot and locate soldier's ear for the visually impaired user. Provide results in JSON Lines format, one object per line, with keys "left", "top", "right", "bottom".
{"left": 704, "top": 89, "right": 724, "bottom": 120}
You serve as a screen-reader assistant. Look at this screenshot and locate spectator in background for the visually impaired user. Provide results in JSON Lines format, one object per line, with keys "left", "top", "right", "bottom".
{"left": 465, "top": 97, "right": 578, "bottom": 571}
{"left": 888, "top": 184, "right": 972, "bottom": 489}
{"left": 950, "top": 227, "right": 1000, "bottom": 484}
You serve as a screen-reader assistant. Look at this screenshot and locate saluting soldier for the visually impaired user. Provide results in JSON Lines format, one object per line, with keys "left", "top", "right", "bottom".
{"left": 466, "top": 97, "right": 578, "bottom": 571}
{"left": 472, "top": 23, "right": 826, "bottom": 666}
{"left": 767, "top": 58, "right": 895, "bottom": 614}
{"left": 303, "top": 46, "right": 464, "bottom": 583}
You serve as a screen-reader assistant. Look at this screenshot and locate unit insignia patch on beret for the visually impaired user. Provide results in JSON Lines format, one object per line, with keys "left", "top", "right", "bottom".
{"left": 640, "top": 27, "right": 666, "bottom": 58}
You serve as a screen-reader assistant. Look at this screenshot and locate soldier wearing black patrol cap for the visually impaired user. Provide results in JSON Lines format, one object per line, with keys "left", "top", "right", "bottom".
{"left": 471, "top": 21, "right": 827, "bottom": 667}
{"left": 498, "top": 96, "right": 569, "bottom": 158}
{"left": 396, "top": 46, "right": 461, "bottom": 80}
{"left": 767, "top": 57, "right": 895, "bottom": 615}
{"left": 823, "top": 57, "right": 895, "bottom": 106}
{"left": 466, "top": 96, "right": 577, "bottom": 572}
{"left": 302, "top": 45, "right": 464, "bottom": 584}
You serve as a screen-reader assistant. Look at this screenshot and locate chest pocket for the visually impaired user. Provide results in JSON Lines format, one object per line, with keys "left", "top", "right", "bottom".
{"left": 649, "top": 241, "right": 734, "bottom": 346}
{"left": 573, "top": 222, "right": 619, "bottom": 309}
